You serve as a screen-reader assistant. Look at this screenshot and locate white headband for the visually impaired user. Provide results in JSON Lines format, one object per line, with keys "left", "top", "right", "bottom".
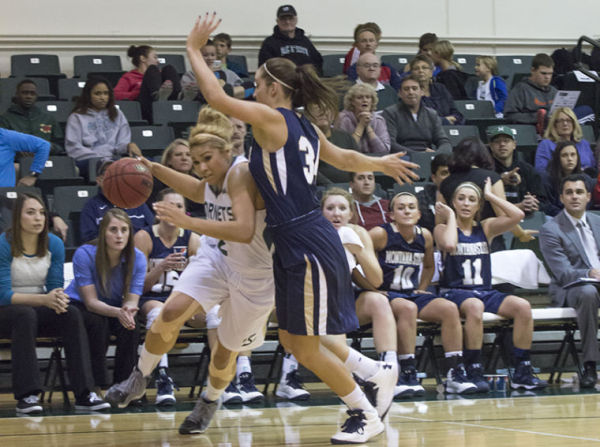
{"left": 263, "top": 63, "right": 294, "bottom": 91}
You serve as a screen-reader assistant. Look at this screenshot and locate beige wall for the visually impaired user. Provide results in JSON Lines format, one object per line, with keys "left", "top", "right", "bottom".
{"left": 0, "top": 0, "right": 598, "bottom": 76}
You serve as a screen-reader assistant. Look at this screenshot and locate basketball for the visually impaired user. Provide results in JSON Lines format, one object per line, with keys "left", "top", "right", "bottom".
{"left": 102, "top": 158, "right": 153, "bottom": 209}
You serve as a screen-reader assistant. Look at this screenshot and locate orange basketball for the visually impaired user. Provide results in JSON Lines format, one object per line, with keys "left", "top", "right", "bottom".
{"left": 102, "top": 158, "right": 153, "bottom": 209}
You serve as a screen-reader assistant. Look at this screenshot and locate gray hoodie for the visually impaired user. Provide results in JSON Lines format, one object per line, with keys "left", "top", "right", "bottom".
{"left": 65, "top": 108, "right": 130, "bottom": 161}
{"left": 504, "top": 79, "right": 557, "bottom": 124}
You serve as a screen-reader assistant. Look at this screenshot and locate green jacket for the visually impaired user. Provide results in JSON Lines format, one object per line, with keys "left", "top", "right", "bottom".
{"left": 0, "top": 103, "right": 64, "bottom": 154}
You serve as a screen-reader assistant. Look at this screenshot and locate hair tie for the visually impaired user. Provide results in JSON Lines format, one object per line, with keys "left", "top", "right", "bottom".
{"left": 453, "top": 181, "right": 482, "bottom": 200}
{"left": 190, "top": 132, "right": 229, "bottom": 144}
{"left": 263, "top": 63, "right": 294, "bottom": 91}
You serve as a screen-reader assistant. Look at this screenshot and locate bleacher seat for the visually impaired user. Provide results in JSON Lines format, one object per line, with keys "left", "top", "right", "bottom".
{"left": 115, "top": 101, "right": 147, "bottom": 126}
{"left": 73, "top": 55, "right": 124, "bottom": 86}
{"left": 497, "top": 55, "right": 533, "bottom": 87}
{"left": 11, "top": 54, "right": 63, "bottom": 77}
{"left": 0, "top": 77, "right": 53, "bottom": 105}
{"left": 443, "top": 125, "right": 480, "bottom": 147}
{"left": 52, "top": 185, "right": 98, "bottom": 247}
{"left": 509, "top": 124, "right": 538, "bottom": 163}
{"left": 582, "top": 125, "right": 596, "bottom": 145}
{"left": 130, "top": 125, "right": 176, "bottom": 157}
{"left": 58, "top": 78, "right": 86, "bottom": 101}
{"left": 19, "top": 156, "right": 84, "bottom": 194}
{"left": 227, "top": 55, "right": 248, "bottom": 77}
{"left": 391, "top": 181, "right": 431, "bottom": 196}
{"left": 151, "top": 101, "right": 200, "bottom": 138}
{"left": 408, "top": 151, "right": 436, "bottom": 181}
{"left": 561, "top": 71, "right": 598, "bottom": 110}
{"left": 454, "top": 99, "right": 496, "bottom": 121}
{"left": 322, "top": 54, "right": 346, "bottom": 77}
{"left": 453, "top": 54, "right": 477, "bottom": 75}
{"left": 381, "top": 54, "right": 413, "bottom": 73}
{"left": 157, "top": 54, "right": 186, "bottom": 75}
{"left": 35, "top": 100, "right": 73, "bottom": 127}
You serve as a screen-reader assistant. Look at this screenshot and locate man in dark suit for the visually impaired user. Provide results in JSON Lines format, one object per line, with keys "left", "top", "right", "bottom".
{"left": 539, "top": 173, "right": 600, "bottom": 388}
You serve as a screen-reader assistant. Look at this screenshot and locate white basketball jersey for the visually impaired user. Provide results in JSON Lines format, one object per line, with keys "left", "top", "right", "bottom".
{"left": 203, "top": 156, "right": 272, "bottom": 275}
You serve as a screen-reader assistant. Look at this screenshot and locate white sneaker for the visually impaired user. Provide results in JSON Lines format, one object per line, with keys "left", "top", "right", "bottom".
{"left": 362, "top": 361, "right": 397, "bottom": 420}
{"left": 445, "top": 366, "right": 478, "bottom": 394}
{"left": 330, "top": 409, "right": 384, "bottom": 444}
{"left": 222, "top": 381, "right": 243, "bottom": 404}
{"left": 276, "top": 370, "right": 310, "bottom": 401}
{"left": 238, "top": 372, "right": 264, "bottom": 403}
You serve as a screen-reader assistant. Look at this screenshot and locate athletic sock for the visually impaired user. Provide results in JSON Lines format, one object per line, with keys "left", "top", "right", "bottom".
{"left": 137, "top": 345, "right": 163, "bottom": 377}
{"left": 205, "top": 377, "right": 226, "bottom": 402}
{"left": 379, "top": 351, "right": 397, "bottom": 364}
{"left": 463, "top": 349, "right": 482, "bottom": 366}
{"left": 158, "top": 354, "right": 168, "bottom": 369}
{"left": 513, "top": 347, "right": 530, "bottom": 363}
{"left": 344, "top": 347, "right": 379, "bottom": 380}
{"left": 398, "top": 354, "right": 416, "bottom": 370}
{"left": 444, "top": 351, "right": 463, "bottom": 371}
{"left": 340, "top": 384, "right": 376, "bottom": 414}
{"left": 237, "top": 356, "right": 252, "bottom": 377}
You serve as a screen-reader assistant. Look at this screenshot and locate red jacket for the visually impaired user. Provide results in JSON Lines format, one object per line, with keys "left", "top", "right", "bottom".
{"left": 114, "top": 70, "right": 144, "bottom": 101}
{"left": 355, "top": 198, "right": 390, "bottom": 231}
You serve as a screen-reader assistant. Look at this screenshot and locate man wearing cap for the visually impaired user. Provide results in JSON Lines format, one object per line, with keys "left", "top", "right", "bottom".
{"left": 258, "top": 5, "right": 323, "bottom": 74}
{"left": 488, "top": 125, "right": 546, "bottom": 214}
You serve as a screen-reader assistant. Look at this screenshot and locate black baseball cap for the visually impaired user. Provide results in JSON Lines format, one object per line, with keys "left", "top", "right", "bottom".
{"left": 277, "top": 5, "right": 297, "bottom": 18}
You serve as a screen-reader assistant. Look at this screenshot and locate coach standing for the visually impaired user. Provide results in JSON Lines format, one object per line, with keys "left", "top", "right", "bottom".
{"left": 539, "top": 173, "right": 600, "bottom": 389}
{"left": 0, "top": 128, "right": 49, "bottom": 187}
{"left": 258, "top": 5, "right": 323, "bottom": 74}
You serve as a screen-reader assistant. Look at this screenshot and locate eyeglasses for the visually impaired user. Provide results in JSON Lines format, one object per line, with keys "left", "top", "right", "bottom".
{"left": 359, "top": 63, "right": 380, "bottom": 69}
{"left": 555, "top": 119, "right": 573, "bottom": 125}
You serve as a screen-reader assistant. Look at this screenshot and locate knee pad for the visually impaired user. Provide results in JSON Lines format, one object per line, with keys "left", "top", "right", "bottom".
{"left": 145, "top": 307, "right": 162, "bottom": 330}
{"left": 150, "top": 304, "right": 200, "bottom": 344}
{"left": 208, "top": 349, "right": 237, "bottom": 382}
{"left": 205, "top": 304, "right": 222, "bottom": 330}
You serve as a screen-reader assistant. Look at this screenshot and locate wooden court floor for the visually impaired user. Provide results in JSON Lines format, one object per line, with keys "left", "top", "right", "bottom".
{"left": 1, "top": 388, "right": 600, "bottom": 447}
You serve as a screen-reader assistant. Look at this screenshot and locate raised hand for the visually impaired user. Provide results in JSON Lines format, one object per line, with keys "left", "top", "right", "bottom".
{"left": 187, "top": 12, "right": 222, "bottom": 51}
{"left": 435, "top": 201, "right": 454, "bottom": 222}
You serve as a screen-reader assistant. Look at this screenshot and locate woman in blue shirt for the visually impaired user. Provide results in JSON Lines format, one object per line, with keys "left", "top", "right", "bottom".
{"left": 0, "top": 193, "right": 108, "bottom": 413}
{"left": 66, "top": 208, "right": 147, "bottom": 388}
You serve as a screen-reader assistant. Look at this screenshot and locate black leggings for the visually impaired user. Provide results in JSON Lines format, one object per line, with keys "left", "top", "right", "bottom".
{"left": 138, "top": 64, "right": 181, "bottom": 124}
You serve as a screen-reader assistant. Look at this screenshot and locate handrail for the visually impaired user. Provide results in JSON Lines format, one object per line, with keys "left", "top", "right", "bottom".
{"left": 573, "top": 35, "right": 600, "bottom": 82}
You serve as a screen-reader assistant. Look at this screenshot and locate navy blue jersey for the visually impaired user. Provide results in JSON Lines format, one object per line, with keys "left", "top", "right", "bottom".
{"left": 440, "top": 223, "right": 492, "bottom": 290}
{"left": 378, "top": 223, "right": 425, "bottom": 292}
{"left": 248, "top": 108, "right": 321, "bottom": 226}
{"left": 143, "top": 225, "right": 192, "bottom": 299}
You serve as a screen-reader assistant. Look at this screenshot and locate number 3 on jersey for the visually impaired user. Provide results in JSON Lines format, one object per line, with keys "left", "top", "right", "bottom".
{"left": 462, "top": 258, "right": 483, "bottom": 286}
{"left": 299, "top": 136, "right": 318, "bottom": 184}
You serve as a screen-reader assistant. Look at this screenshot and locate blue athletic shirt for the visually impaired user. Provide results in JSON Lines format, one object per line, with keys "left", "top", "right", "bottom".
{"left": 440, "top": 223, "right": 492, "bottom": 290}
{"left": 248, "top": 108, "right": 321, "bottom": 226}
{"left": 377, "top": 223, "right": 425, "bottom": 292}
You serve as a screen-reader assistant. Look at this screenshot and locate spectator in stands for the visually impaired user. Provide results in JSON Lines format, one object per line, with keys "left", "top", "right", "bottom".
{"left": 416, "top": 152, "right": 451, "bottom": 233}
{"left": 0, "top": 79, "right": 64, "bottom": 154}
{"left": 134, "top": 189, "right": 201, "bottom": 406}
{"left": 472, "top": 56, "right": 507, "bottom": 118}
{"left": 383, "top": 75, "right": 452, "bottom": 153}
{"left": 0, "top": 128, "right": 49, "bottom": 187}
{"left": 213, "top": 33, "right": 249, "bottom": 78}
{"left": 79, "top": 160, "right": 153, "bottom": 243}
{"left": 404, "top": 32, "right": 440, "bottom": 76}
{"left": 0, "top": 193, "right": 109, "bottom": 413}
{"left": 334, "top": 84, "right": 390, "bottom": 154}
{"left": 370, "top": 191, "right": 477, "bottom": 396}
{"left": 303, "top": 103, "right": 359, "bottom": 185}
{"left": 539, "top": 173, "right": 600, "bottom": 388}
{"left": 430, "top": 40, "right": 469, "bottom": 100}
{"left": 438, "top": 137, "right": 535, "bottom": 251}
{"left": 65, "top": 209, "right": 146, "bottom": 389}
{"left": 114, "top": 45, "right": 181, "bottom": 123}
{"left": 488, "top": 125, "right": 546, "bottom": 214}
{"left": 504, "top": 53, "right": 556, "bottom": 129}
{"left": 258, "top": 5, "right": 323, "bottom": 73}
{"left": 350, "top": 171, "right": 389, "bottom": 230}
{"left": 541, "top": 141, "right": 594, "bottom": 217}
{"left": 230, "top": 116, "right": 248, "bottom": 156}
{"left": 345, "top": 27, "right": 402, "bottom": 90}
{"left": 435, "top": 180, "right": 548, "bottom": 392}
{"left": 343, "top": 22, "right": 382, "bottom": 74}
{"left": 355, "top": 53, "right": 398, "bottom": 110}
{"left": 409, "top": 55, "right": 464, "bottom": 124}
{"left": 65, "top": 77, "right": 131, "bottom": 179}
{"left": 535, "top": 107, "right": 596, "bottom": 174}
{"left": 181, "top": 40, "right": 254, "bottom": 101}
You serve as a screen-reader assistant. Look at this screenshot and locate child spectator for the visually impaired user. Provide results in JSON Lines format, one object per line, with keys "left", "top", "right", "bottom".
{"left": 65, "top": 78, "right": 131, "bottom": 179}
{"left": 65, "top": 209, "right": 146, "bottom": 389}
{"left": 114, "top": 45, "right": 181, "bottom": 123}
{"left": 0, "top": 193, "right": 109, "bottom": 413}
{"left": 472, "top": 56, "right": 507, "bottom": 118}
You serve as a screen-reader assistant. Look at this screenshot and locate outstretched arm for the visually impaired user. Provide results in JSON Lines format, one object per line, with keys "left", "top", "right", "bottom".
{"left": 317, "top": 126, "right": 419, "bottom": 185}
{"left": 481, "top": 177, "right": 525, "bottom": 240}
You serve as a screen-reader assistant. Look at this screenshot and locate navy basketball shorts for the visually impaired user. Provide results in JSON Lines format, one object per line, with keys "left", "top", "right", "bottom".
{"left": 442, "top": 288, "right": 508, "bottom": 314}
{"left": 386, "top": 291, "right": 440, "bottom": 312}
{"left": 270, "top": 209, "right": 358, "bottom": 336}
